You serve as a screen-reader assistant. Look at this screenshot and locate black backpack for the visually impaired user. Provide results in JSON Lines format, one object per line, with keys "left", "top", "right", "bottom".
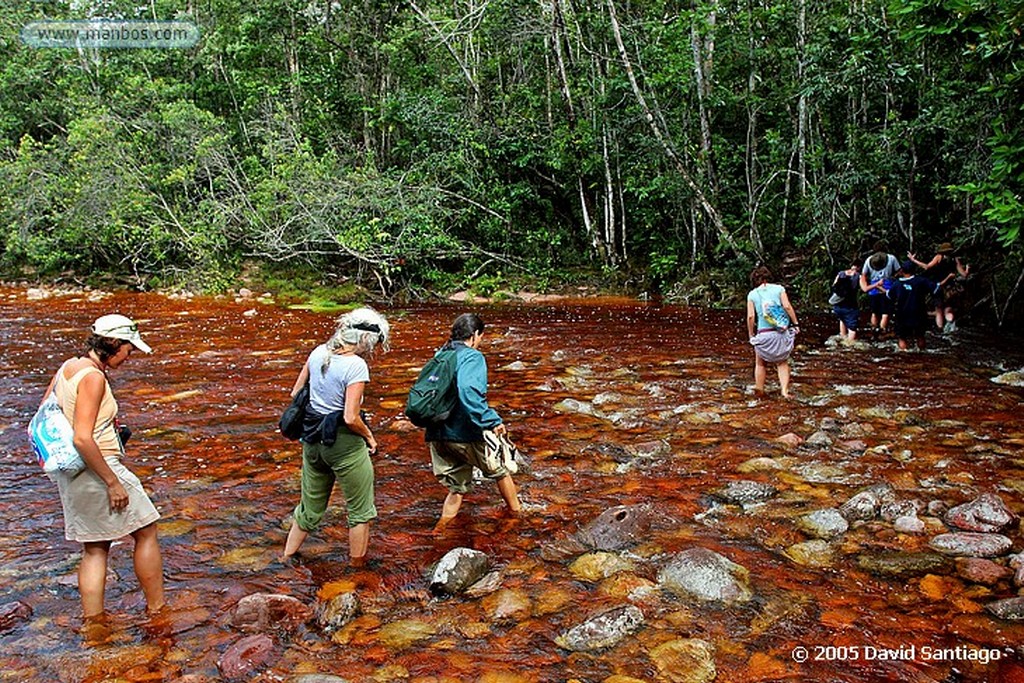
{"left": 405, "top": 346, "right": 459, "bottom": 428}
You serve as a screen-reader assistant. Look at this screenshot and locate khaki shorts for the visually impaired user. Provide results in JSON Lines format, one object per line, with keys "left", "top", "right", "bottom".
{"left": 430, "top": 441, "right": 509, "bottom": 494}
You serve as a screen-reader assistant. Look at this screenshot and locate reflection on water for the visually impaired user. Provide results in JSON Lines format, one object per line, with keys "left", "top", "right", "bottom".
{"left": 2, "top": 287, "right": 1024, "bottom": 681}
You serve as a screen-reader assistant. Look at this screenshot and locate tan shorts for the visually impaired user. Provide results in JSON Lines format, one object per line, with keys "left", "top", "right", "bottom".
{"left": 430, "top": 441, "right": 509, "bottom": 494}
{"left": 55, "top": 455, "right": 160, "bottom": 543}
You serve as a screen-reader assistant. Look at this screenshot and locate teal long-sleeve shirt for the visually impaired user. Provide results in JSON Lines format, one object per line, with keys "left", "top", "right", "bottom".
{"left": 424, "top": 341, "right": 502, "bottom": 443}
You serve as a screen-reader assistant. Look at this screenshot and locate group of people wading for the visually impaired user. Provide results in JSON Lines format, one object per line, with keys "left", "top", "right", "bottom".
{"left": 746, "top": 241, "right": 971, "bottom": 398}
{"left": 39, "top": 310, "right": 519, "bottom": 620}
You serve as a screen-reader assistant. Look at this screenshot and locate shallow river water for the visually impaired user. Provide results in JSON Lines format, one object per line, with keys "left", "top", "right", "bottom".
{"left": 2, "top": 286, "right": 1024, "bottom": 683}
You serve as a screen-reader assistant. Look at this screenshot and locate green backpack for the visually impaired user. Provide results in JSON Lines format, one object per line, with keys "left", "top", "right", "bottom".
{"left": 405, "top": 346, "right": 459, "bottom": 428}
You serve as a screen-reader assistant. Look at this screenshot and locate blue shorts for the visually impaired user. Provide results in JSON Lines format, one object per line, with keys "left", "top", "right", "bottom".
{"left": 833, "top": 306, "right": 859, "bottom": 330}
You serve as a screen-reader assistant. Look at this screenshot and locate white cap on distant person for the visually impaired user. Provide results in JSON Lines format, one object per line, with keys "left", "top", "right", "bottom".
{"left": 91, "top": 314, "right": 152, "bottom": 353}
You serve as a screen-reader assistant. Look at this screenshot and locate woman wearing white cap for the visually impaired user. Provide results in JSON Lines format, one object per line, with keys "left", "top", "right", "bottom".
{"left": 40, "top": 314, "right": 164, "bottom": 619}
{"left": 282, "top": 307, "right": 389, "bottom": 568}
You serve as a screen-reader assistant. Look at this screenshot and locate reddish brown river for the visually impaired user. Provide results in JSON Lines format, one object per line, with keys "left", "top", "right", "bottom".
{"left": 2, "top": 286, "right": 1024, "bottom": 682}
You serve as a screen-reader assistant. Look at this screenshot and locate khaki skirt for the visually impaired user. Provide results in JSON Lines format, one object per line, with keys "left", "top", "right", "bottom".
{"left": 54, "top": 455, "right": 160, "bottom": 543}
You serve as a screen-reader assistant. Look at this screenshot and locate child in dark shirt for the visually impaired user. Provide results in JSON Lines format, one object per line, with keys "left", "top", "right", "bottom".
{"left": 887, "top": 261, "right": 940, "bottom": 350}
{"left": 830, "top": 262, "right": 861, "bottom": 342}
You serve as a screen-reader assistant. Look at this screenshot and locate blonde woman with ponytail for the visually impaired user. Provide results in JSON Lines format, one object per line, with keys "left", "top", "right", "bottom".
{"left": 281, "top": 308, "right": 390, "bottom": 567}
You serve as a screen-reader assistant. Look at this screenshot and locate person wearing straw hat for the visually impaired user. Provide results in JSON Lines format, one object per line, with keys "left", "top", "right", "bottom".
{"left": 38, "top": 314, "right": 164, "bottom": 619}
{"left": 281, "top": 307, "right": 389, "bottom": 568}
{"left": 908, "top": 241, "right": 970, "bottom": 333}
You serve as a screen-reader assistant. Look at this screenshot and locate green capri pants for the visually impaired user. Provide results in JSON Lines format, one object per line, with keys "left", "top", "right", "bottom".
{"left": 293, "top": 430, "right": 377, "bottom": 530}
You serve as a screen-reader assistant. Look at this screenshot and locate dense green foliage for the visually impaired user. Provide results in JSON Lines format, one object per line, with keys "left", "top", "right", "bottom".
{"left": 0, "top": 0, "right": 1022, "bottom": 320}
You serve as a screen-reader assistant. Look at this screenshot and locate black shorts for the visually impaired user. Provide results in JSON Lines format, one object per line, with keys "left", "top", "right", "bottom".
{"left": 868, "top": 294, "right": 892, "bottom": 317}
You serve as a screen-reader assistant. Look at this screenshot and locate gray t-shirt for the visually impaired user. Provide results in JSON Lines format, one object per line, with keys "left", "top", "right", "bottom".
{"left": 306, "top": 345, "right": 370, "bottom": 415}
{"left": 862, "top": 254, "right": 900, "bottom": 295}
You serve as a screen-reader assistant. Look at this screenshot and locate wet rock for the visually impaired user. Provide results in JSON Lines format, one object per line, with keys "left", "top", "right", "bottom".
{"left": 985, "top": 597, "right": 1024, "bottom": 620}
{"left": 893, "top": 515, "right": 926, "bottom": 534}
{"left": 991, "top": 369, "right": 1024, "bottom": 387}
{"left": 0, "top": 601, "right": 32, "bottom": 633}
{"left": 295, "top": 676, "right": 350, "bottom": 683}
{"left": 944, "top": 493, "right": 1014, "bottom": 533}
{"left": 839, "top": 422, "right": 873, "bottom": 439}
{"left": 501, "top": 361, "right": 527, "bottom": 371}
{"left": 955, "top": 558, "right": 1011, "bottom": 585}
{"left": 316, "top": 592, "right": 359, "bottom": 633}
{"left": 840, "top": 483, "right": 896, "bottom": 521}
{"left": 554, "top": 399, "right": 597, "bottom": 416}
{"left": 230, "top": 593, "right": 312, "bottom": 633}
{"left": 555, "top": 604, "right": 645, "bottom": 652}
{"left": 737, "top": 457, "right": 786, "bottom": 473}
{"left": 481, "top": 588, "right": 531, "bottom": 624}
{"left": 430, "top": 548, "right": 491, "bottom": 596}
{"left": 805, "top": 431, "right": 833, "bottom": 448}
{"left": 218, "top": 634, "right": 275, "bottom": 679}
{"left": 856, "top": 552, "right": 952, "bottom": 578}
{"left": 797, "top": 509, "right": 848, "bottom": 539}
{"left": 658, "top": 548, "right": 752, "bottom": 604}
{"left": 776, "top": 433, "right": 804, "bottom": 448}
{"left": 929, "top": 532, "right": 1013, "bottom": 558}
{"left": 819, "top": 417, "right": 841, "bottom": 432}
{"left": 464, "top": 570, "right": 504, "bottom": 599}
{"left": 598, "top": 573, "right": 658, "bottom": 602}
{"left": 570, "top": 552, "right": 635, "bottom": 582}
{"left": 379, "top": 619, "right": 436, "bottom": 649}
{"left": 880, "top": 500, "right": 921, "bottom": 522}
{"left": 575, "top": 504, "right": 654, "bottom": 552}
{"left": 585, "top": 443, "right": 633, "bottom": 463}
{"left": 711, "top": 480, "right": 778, "bottom": 506}
{"left": 628, "top": 440, "right": 671, "bottom": 458}
{"left": 927, "top": 500, "right": 949, "bottom": 517}
{"left": 784, "top": 540, "right": 835, "bottom": 567}
{"left": 681, "top": 411, "right": 723, "bottom": 425}
{"left": 649, "top": 638, "right": 717, "bottom": 683}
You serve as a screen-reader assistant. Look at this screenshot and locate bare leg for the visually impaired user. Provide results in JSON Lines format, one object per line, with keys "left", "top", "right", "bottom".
{"left": 348, "top": 523, "right": 370, "bottom": 566}
{"left": 880, "top": 313, "right": 890, "bottom": 332}
{"left": 130, "top": 523, "right": 164, "bottom": 613}
{"left": 934, "top": 308, "right": 943, "bottom": 330}
{"left": 778, "top": 361, "right": 792, "bottom": 398}
{"left": 753, "top": 356, "right": 767, "bottom": 394}
{"left": 495, "top": 476, "right": 521, "bottom": 514}
{"left": 282, "top": 519, "right": 309, "bottom": 559}
{"left": 80, "top": 541, "right": 112, "bottom": 618}
{"left": 434, "top": 491, "right": 464, "bottom": 531}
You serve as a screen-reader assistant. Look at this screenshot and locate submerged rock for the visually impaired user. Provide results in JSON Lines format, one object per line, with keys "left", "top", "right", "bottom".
{"left": 649, "top": 638, "right": 717, "bottom": 683}
{"left": 316, "top": 592, "right": 359, "bottom": 633}
{"left": 555, "top": 604, "right": 645, "bottom": 652}
{"left": 570, "top": 551, "right": 635, "bottom": 582}
{"left": 218, "top": 634, "right": 275, "bottom": 679}
{"left": 991, "top": 369, "right": 1024, "bottom": 387}
{"left": 955, "top": 558, "right": 1011, "bottom": 585}
{"left": 856, "top": 552, "right": 952, "bottom": 578}
{"left": 985, "top": 597, "right": 1024, "bottom": 620}
{"left": 230, "top": 593, "right": 312, "bottom": 633}
{"left": 944, "top": 493, "right": 1014, "bottom": 533}
{"left": 840, "top": 483, "right": 896, "bottom": 521}
{"left": 784, "top": 540, "right": 835, "bottom": 568}
{"left": 797, "top": 509, "right": 848, "bottom": 539}
{"left": 430, "top": 547, "right": 491, "bottom": 596}
{"left": 0, "top": 601, "right": 32, "bottom": 633}
{"left": 575, "top": 504, "right": 654, "bottom": 552}
{"left": 710, "top": 480, "right": 778, "bottom": 506}
{"left": 658, "top": 548, "right": 752, "bottom": 604}
{"left": 929, "top": 532, "right": 1013, "bottom": 558}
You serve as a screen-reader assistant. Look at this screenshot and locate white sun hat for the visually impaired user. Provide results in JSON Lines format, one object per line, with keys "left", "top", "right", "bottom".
{"left": 91, "top": 314, "right": 152, "bottom": 353}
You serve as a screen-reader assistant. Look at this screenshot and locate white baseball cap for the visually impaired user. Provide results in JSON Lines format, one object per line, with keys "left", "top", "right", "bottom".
{"left": 91, "top": 314, "right": 152, "bottom": 353}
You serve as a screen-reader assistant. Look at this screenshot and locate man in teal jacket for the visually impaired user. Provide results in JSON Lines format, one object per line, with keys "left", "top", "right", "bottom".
{"left": 426, "top": 313, "right": 521, "bottom": 531}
